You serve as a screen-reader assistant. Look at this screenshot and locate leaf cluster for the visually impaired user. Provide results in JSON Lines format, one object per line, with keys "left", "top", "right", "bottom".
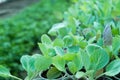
{"left": 20, "top": 0, "right": 120, "bottom": 80}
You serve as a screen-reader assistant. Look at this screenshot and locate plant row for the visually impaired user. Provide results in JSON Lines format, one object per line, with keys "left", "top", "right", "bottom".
{"left": 0, "top": 0, "right": 120, "bottom": 80}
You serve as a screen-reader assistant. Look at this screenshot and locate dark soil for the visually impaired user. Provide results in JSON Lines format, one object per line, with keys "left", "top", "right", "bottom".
{"left": 0, "top": 0, "right": 39, "bottom": 18}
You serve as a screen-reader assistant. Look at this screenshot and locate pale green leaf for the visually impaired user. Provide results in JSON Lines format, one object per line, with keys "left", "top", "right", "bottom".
{"left": 86, "top": 44, "right": 109, "bottom": 70}
{"left": 80, "top": 51, "right": 90, "bottom": 70}
{"left": 75, "top": 71, "right": 86, "bottom": 79}
{"left": 20, "top": 54, "right": 40, "bottom": 80}
{"left": 112, "top": 36, "right": 120, "bottom": 55}
{"left": 68, "top": 46, "right": 80, "bottom": 53}
{"left": 48, "top": 22, "right": 67, "bottom": 36}
{"left": 63, "top": 53, "right": 76, "bottom": 61}
{"left": 53, "top": 38, "right": 64, "bottom": 47}
{"left": 0, "top": 65, "right": 10, "bottom": 77}
{"left": 105, "top": 59, "right": 120, "bottom": 76}
{"left": 68, "top": 62, "right": 78, "bottom": 74}
{"left": 52, "top": 56, "right": 65, "bottom": 72}
{"left": 41, "top": 34, "right": 52, "bottom": 44}
{"left": 47, "top": 67, "right": 61, "bottom": 79}
{"left": 63, "top": 35, "right": 73, "bottom": 47}
{"left": 35, "top": 56, "right": 52, "bottom": 72}
{"left": 38, "top": 43, "right": 48, "bottom": 56}
{"left": 54, "top": 47, "right": 64, "bottom": 56}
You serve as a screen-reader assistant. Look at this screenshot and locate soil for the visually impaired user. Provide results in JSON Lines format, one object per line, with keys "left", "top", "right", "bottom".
{"left": 0, "top": 0, "right": 39, "bottom": 19}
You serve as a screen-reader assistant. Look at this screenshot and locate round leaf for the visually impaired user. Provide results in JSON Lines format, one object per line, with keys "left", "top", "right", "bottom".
{"left": 35, "top": 56, "right": 52, "bottom": 72}
{"left": 47, "top": 67, "right": 61, "bottom": 79}
{"left": 105, "top": 59, "right": 120, "bottom": 76}
{"left": 87, "top": 44, "right": 109, "bottom": 70}
{"left": 52, "top": 56, "right": 65, "bottom": 72}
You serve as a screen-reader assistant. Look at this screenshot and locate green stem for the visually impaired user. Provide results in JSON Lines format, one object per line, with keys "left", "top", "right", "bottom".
{"left": 10, "top": 75, "right": 22, "bottom": 80}
{"left": 73, "top": 75, "right": 77, "bottom": 80}
{"left": 113, "top": 76, "right": 120, "bottom": 80}
{"left": 95, "top": 73, "right": 104, "bottom": 80}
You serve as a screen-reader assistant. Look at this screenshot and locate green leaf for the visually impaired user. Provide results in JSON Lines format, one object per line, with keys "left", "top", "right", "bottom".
{"left": 74, "top": 54, "right": 83, "bottom": 71}
{"left": 67, "top": 53, "right": 83, "bottom": 73}
{"left": 20, "top": 55, "right": 32, "bottom": 71}
{"left": 48, "top": 48, "right": 56, "bottom": 57}
{"left": 68, "top": 46, "right": 80, "bottom": 53}
{"left": 0, "top": 65, "right": 22, "bottom": 80}
{"left": 20, "top": 54, "right": 40, "bottom": 80}
{"left": 79, "top": 40, "right": 88, "bottom": 49}
{"left": 63, "top": 35, "right": 73, "bottom": 47}
{"left": 35, "top": 56, "right": 52, "bottom": 72}
{"left": 68, "top": 62, "right": 78, "bottom": 74}
{"left": 48, "top": 22, "right": 67, "bottom": 36}
{"left": 67, "top": 18, "right": 77, "bottom": 34}
{"left": 63, "top": 53, "right": 76, "bottom": 61}
{"left": 58, "top": 27, "right": 68, "bottom": 37}
{"left": 112, "top": 36, "right": 120, "bottom": 55}
{"left": 41, "top": 34, "right": 52, "bottom": 44}
{"left": 86, "top": 44, "right": 109, "bottom": 70}
{"left": 112, "top": 0, "right": 120, "bottom": 16}
{"left": 97, "top": 38, "right": 103, "bottom": 46}
{"left": 52, "top": 56, "right": 65, "bottom": 72}
{"left": 86, "top": 44, "right": 101, "bottom": 55}
{"left": 54, "top": 47, "right": 64, "bottom": 56}
{"left": 38, "top": 43, "right": 48, "bottom": 56}
{"left": 80, "top": 51, "right": 90, "bottom": 70}
{"left": 105, "top": 59, "right": 120, "bottom": 76}
{"left": 20, "top": 54, "right": 39, "bottom": 71}
{"left": 0, "top": 65, "right": 10, "bottom": 77}
{"left": 53, "top": 38, "right": 64, "bottom": 47}
{"left": 72, "top": 35, "right": 83, "bottom": 45}
{"left": 75, "top": 71, "right": 86, "bottom": 79}
{"left": 47, "top": 67, "right": 61, "bottom": 79}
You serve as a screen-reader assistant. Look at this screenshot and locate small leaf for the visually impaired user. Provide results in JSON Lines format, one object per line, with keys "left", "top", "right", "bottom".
{"left": 79, "top": 40, "right": 88, "bottom": 49}
{"left": 52, "top": 56, "right": 65, "bottom": 72}
{"left": 35, "top": 56, "right": 52, "bottom": 72}
{"left": 53, "top": 38, "right": 64, "bottom": 47}
{"left": 112, "top": 36, "right": 120, "bottom": 55}
{"left": 67, "top": 18, "right": 77, "bottom": 34}
{"left": 54, "top": 47, "right": 64, "bottom": 56}
{"left": 20, "top": 55, "right": 31, "bottom": 71}
{"left": 20, "top": 54, "right": 40, "bottom": 80}
{"left": 0, "top": 65, "right": 10, "bottom": 77}
{"left": 74, "top": 54, "right": 83, "bottom": 71}
{"left": 38, "top": 43, "right": 48, "bottom": 56}
{"left": 58, "top": 27, "right": 68, "bottom": 37}
{"left": 20, "top": 54, "right": 40, "bottom": 71}
{"left": 86, "top": 44, "right": 101, "bottom": 55}
{"left": 75, "top": 71, "right": 86, "bottom": 79}
{"left": 105, "top": 59, "right": 120, "bottom": 76}
{"left": 68, "top": 46, "right": 80, "bottom": 53}
{"left": 68, "top": 62, "right": 78, "bottom": 74}
{"left": 48, "top": 22, "right": 67, "bottom": 36}
{"left": 63, "top": 53, "right": 76, "bottom": 61}
{"left": 41, "top": 34, "right": 52, "bottom": 44}
{"left": 0, "top": 66, "right": 22, "bottom": 80}
{"left": 48, "top": 48, "right": 56, "bottom": 57}
{"left": 80, "top": 51, "right": 90, "bottom": 70}
{"left": 63, "top": 35, "right": 73, "bottom": 47}
{"left": 47, "top": 67, "right": 61, "bottom": 79}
